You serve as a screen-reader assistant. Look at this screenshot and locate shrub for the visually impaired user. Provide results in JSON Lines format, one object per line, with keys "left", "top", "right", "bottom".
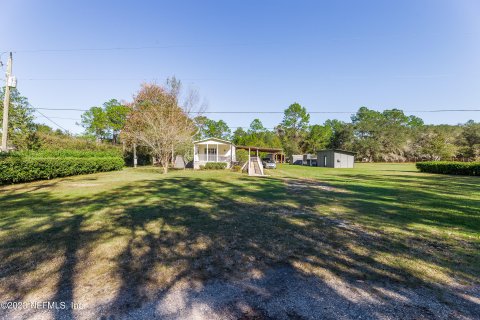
{"left": 14, "top": 149, "right": 122, "bottom": 158}
{"left": 0, "top": 156, "right": 124, "bottom": 184}
{"left": 35, "top": 131, "right": 121, "bottom": 152}
{"left": 204, "top": 162, "right": 228, "bottom": 170}
{"left": 416, "top": 161, "right": 480, "bottom": 176}
{"left": 236, "top": 149, "right": 249, "bottom": 163}
{"left": 231, "top": 165, "right": 242, "bottom": 172}
{"left": 124, "top": 145, "right": 153, "bottom": 166}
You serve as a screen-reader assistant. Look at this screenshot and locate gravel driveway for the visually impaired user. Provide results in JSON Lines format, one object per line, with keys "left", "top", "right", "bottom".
{"left": 6, "top": 266, "right": 477, "bottom": 320}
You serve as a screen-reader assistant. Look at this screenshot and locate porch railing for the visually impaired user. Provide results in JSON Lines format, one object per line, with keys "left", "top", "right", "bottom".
{"left": 197, "top": 154, "right": 231, "bottom": 162}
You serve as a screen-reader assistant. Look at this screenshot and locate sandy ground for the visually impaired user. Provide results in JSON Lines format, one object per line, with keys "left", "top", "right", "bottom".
{"left": 2, "top": 266, "right": 479, "bottom": 320}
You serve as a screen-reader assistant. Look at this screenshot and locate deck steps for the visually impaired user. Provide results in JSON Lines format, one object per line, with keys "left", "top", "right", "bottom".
{"left": 248, "top": 156, "right": 265, "bottom": 176}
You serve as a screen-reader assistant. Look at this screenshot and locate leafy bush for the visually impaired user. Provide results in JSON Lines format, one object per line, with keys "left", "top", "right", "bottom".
{"left": 14, "top": 149, "right": 122, "bottom": 158}
{"left": 236, "top": 149, "right": 249, "bottom": 163}
{"left": 35, "top": 131, "right": 121, "bottom": 152}
{"left": 416, "top": 161, "right": 480, "bottom": 176}
{"left": 0, "top": 152, "right": 20, "bottom": 160}
{"left": 231, "top": 165, "right": 242, "bottom": 172}
{"left": 203, "top": 162, "right": 228, "bottom": 170}
{"left": 0, "top": 156, "right": 124, "bottom": 184}
{"left": 124, "top": 144, "right": 152, "bottom": 166}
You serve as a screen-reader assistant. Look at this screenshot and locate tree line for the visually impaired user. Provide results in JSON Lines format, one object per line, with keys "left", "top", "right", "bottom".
{"left": 191, "top": 103, "right": 479, "bottom": 162}
{"left": 2, "top": 81, "right": 479, "bottom": 172}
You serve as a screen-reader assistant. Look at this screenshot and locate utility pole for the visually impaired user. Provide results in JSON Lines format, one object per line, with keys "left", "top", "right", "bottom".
{"left": 1, "top": 52, "right": 13, "bottom": 152}
{"left": 133, "top": 142, "right": 137, "bottom": 168}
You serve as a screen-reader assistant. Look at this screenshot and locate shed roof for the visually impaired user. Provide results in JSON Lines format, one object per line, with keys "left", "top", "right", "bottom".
{"left": 318, "top": 149, "right": 357, "bottom": 155}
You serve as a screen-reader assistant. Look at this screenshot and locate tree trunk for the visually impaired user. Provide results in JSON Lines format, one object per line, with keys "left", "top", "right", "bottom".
{"left": 159, "top": 153, "right": 169, "bottom": 174}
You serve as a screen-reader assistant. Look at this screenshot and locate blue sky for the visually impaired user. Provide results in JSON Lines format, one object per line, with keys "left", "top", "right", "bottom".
{"left": 1, "top": 0, "right": 479, "bottom": 133}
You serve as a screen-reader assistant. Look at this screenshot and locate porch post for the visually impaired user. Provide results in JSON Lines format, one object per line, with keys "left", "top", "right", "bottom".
{"left": 206, "top": 143, "right": 209, "bottom": 162}
{"left": 248, "top": 147, "right": 251, "bottom": 174}
{"left": 216, "top": 144, "right": 218, "bottom": 162}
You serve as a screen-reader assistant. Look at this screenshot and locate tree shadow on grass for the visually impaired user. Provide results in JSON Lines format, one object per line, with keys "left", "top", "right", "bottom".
{"left": 104, "top": 176, "right": 480, "bottom": 318}
{"left": 0, "top": 173, "right": 479, "bottom": 319}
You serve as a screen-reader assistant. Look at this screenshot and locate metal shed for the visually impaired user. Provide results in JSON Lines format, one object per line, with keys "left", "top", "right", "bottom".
{"left": 317, "top": 149, "right": 356, "bottom": 168}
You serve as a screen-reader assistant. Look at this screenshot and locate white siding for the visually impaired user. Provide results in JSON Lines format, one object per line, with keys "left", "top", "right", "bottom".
{"left": 193, "top": 139, "right": 236, "bottom": 169}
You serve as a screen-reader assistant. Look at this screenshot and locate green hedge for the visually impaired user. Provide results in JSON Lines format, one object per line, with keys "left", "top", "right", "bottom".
{"left": 416, "top": 161, "right": 480, "bottom": 176}
{"left": 200, "top": 162, "right": 228, "bottom": 170}
{"left": 15, "top": 149, "right": 122, "bottom": 158}
{"left": 0, "top": 156, "right": 124, "bottom": 184}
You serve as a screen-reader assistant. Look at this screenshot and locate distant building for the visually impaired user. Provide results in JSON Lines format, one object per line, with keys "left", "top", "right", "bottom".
{"left": 317, "top": 149, "right": 356, "bottom": 168}
{"left": 303, "top": 154, "right": 317, "bottom": 166}
{"left": 290, "top": 154, "right": 303, "bottom": 165}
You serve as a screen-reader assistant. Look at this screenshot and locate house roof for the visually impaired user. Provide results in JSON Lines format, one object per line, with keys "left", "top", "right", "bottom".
{"left": 193, "top": 137, "right": 234, "bottom": 145}
{"left": 318, "top": 149, "right": 357, "bottom": 155}
{"left": 192, "top": 138, "right": 284, "bottom": 153}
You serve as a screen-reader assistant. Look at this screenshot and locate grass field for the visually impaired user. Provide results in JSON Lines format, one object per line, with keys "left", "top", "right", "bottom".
{"left": 1, "top": 163, "right": 479, "bottom": 318}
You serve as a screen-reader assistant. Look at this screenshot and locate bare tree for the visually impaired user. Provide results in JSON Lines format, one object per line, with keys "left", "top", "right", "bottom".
{"left": 122, "top": 82, "right": 199, "bottom": 173}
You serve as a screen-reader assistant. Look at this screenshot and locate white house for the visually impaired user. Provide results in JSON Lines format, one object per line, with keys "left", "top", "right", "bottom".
{"left": 193, "top": 138, "right": 236, "bottom": 169}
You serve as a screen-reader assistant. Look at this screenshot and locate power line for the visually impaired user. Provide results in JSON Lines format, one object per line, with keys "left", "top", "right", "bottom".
{"left": 0, "top": 51, "right": 8, "bottom": 72}
{"left": 203, "top": 111, "right": 348, "bottom": 114}
{"left": 32, "top": 114, "right": 271, "bottom": 129}
{"left": 35, "top": 107, "right": 89, "bottom": 111}
{"left": 203, "top": 109, "right": 480, "bottom": 114}
{"left": 34, "top": 109, "right": 69, "bottom": 132}
{"left": 30, "top": 107, "right": 480, "bottom": 133}
{"left": 230, "top": 127, "right": 275, "bottom": 129}
{"left": 32, "top": 114, "right": 273, "bottom": 129}
{"left": 6, "top": 42, "right": 275, "bottom": 54}
{"left": 21, "top": 78, "right": 161, "bottom": 81}
{"left": 18, "top": 77, "right": 231, "bottom": 81}
{"left": 32, "top": 107, "right": 480, "bottom": 114}
{"left": 33, "top": 115, "right": 274, "bottom": 131}
{"left": 35, "top": 115, "right": 80, "bottom": 120}
{"left": 409, "top": 109, "right": 480, "bottom": 113}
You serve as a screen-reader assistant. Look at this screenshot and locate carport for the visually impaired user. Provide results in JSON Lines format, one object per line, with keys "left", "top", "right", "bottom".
{"left": 235, "top": 146, "right": 285, "bottom": 163}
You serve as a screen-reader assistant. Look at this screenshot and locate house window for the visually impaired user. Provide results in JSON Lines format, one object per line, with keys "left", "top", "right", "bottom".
{"left": 207, "top": 147, "right": 217, "bottom": 161}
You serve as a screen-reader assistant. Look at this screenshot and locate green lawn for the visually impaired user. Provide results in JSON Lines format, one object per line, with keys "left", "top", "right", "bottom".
{"left": 0, "top": 163, "right": 479, "bottom": 312}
